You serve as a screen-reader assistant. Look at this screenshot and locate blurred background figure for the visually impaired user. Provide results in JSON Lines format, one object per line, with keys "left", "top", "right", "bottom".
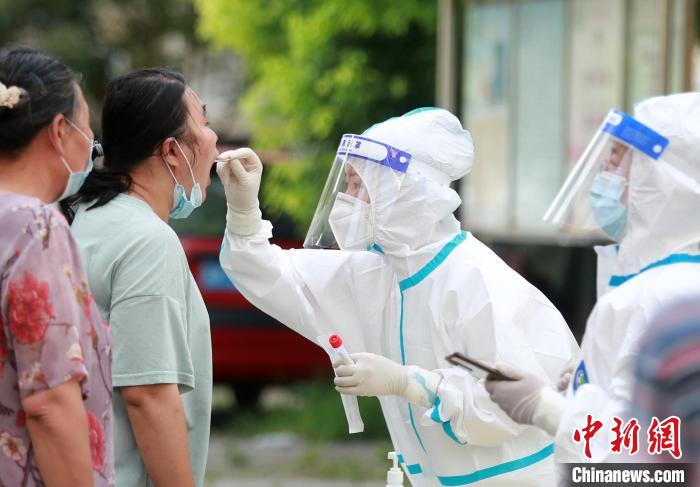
{"left": 632, "top": 295, "right": 700, "bottom": 463}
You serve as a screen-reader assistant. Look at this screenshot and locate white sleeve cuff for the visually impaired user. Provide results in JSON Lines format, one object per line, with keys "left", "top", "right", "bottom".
{"left": 532, "top": 387, "right": 566, "bottom": 436}
{"left": 226, "top": 204, "right": 262, "bottom": 236}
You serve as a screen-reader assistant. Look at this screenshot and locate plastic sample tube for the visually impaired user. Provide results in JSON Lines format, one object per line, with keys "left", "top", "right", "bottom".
{"left": 316, "top": 334, "right": 365, "bottom": 434}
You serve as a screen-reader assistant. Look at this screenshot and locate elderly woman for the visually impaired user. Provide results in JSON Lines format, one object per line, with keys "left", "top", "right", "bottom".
{"left": 0, "top": 47, "right": 113, "bottom": 486}
{"left": 65, "top": 68, "right": 217, "bottom": 487}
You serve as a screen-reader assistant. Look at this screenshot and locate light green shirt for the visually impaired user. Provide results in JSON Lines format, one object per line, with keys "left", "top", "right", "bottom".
{"left": 71, "top": 194, "right": 212, "bottom": 487}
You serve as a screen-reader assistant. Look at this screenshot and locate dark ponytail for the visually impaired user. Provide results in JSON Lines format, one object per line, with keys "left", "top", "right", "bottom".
{"left": 62, "top": 68, "right": 189, "bottom": 221}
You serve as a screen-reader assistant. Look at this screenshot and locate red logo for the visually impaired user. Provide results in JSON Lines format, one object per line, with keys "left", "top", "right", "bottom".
{"left": 647, "top": 416, "right": 682, "bottom": 460}
{"left": 573, "top": 414, "right": 604, "bottom": 459}
{"left": 610, "top": 417, "right": 640, "bottom": 455}
{"left": 573, "top": 415, "right": 682, "bottom": 460}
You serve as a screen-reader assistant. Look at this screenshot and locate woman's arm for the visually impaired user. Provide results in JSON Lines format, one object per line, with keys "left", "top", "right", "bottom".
{"left": 22, "top": 379, "right": 93, "bottom": 487}
{"left": 120, "top": 383, "right": 194, "bottom": 487}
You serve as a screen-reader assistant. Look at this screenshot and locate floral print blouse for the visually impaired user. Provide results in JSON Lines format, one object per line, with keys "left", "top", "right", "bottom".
{"left": 0, "top": 194, "right": 114, "bottom": 486}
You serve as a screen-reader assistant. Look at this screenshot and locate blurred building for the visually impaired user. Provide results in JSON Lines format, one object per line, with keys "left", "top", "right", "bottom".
{"left": 436, "top": 0, "right": 696, "bottom": 335}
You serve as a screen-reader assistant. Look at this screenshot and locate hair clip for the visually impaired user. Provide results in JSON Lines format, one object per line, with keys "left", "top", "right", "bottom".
{"left": 0, "top": 82, "right": 27, "bottom": 109}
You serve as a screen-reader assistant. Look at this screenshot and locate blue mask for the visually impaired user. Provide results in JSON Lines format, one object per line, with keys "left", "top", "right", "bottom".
{"left": 164, "top": 139, "right": 202, "bottom": 219}
{"left": 57, "top": 119, "right": 98, "bottom": 202}
{"left": 589, "top": 172, "right": 628, "bottom": 241}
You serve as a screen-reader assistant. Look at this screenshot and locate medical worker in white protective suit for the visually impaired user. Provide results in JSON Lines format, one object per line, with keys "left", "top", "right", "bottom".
{"left": 485, "top": 93, "right": 700, "bottom": 463}
{"left": 217, "top": 108, "right": 579, "bottom": 485}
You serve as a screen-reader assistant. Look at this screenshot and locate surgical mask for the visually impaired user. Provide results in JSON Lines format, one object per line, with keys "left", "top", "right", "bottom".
{"left": 57, "top": 119, "right": 96, "bottom": 202}
{"left": 328, "top": 192, "right": 374, "bottom": 250}
{"left": 163, "top": 139, "right": 202, "bottom": 219}
{"left": 589, "top": 172, "right": 628, "bottom": 241}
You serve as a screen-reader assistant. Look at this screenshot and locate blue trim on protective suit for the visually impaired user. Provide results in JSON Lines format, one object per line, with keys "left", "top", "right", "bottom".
{"left": 430, "top": 397, "right": 445, "bottom": 423}
{"left": 408, "top": 404, "right": 426, "bottom": 452}
{"left": 399, "top": 444, "right": 554, "bottom": 485}
{"left": 436, "top": 443, "right": 554, "bottom": 485}
{"left": 399, "top": 231, "right": 468, "bottom": 292}
{"left": 394, "top": 231, "right": 551, "bottom": 483}
{"left": 397, "top": 454, "right": 424, "bottom": 475}
{"left": 429, "top": 397, "right": 467, "bottom": 445}
{"left": 367, "top": 243, "right": 385, "bottom": 254}
{"left": 609, "top": 253, "right": 700, "bottom": 287}
{"left": 441, "top": 421, "right": 466, "bottom": 446}
{"left": 397, "top": 232, "right": 468, "bottom": 457}
{"left": 403, "top": 107, "right": 441, "bottom": 117}
{"left": 399, "top": 292, "right": 407, "bottom": 365}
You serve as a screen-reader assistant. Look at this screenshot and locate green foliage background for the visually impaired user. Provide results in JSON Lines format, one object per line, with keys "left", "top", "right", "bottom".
{"left": 195, "top": 0, "right": 438, "bottom": 234}
{"left": 0, "top": 0, "right": 202, "bottom": 123}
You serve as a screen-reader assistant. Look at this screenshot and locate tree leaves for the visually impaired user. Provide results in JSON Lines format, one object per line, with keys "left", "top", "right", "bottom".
{"left": 195, "top": 0, "right": 437, "bottom": 235}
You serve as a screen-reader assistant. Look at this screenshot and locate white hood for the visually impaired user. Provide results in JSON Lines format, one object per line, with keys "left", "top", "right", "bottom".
{"left": 616, "top": 92, "right": 700, "bottom": 274}
{"left": 355, "top": 108, "right": 475, "bottom": 277}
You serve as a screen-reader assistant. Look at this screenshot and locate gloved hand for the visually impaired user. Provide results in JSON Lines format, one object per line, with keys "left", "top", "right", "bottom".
{"left": 216, "top": 147, "right": 263, "bottom": 236}
{"left": 556, "top": 367, "right": 574, "bottom": 393}
{"left": 334, "top": 352, "right": 442, "bottom": 408}
{"left": 484, "top": 366, "right": 547, "bottom": 425}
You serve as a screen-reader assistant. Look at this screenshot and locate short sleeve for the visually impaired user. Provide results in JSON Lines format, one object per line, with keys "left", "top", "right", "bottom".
{"left": 110, "top": 295, "right": 194, "bottom": 390}
{"left": 107, "top": 226, "right": 194, "bottom": 391}
{"left": 3, "top": 209, "right": 90, "bottom": 398}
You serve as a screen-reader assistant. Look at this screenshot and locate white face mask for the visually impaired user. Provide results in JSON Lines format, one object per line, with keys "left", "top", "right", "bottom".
{"left": 328, "top": 192, "right": 374, "bottom": 250}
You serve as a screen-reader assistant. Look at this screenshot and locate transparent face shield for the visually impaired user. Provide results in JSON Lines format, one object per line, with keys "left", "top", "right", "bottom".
{"left": 304, "top": 134, "right": 412, "bottom": 250}
{"left": 543, "top": 110, "right": 669, "bottom": 241}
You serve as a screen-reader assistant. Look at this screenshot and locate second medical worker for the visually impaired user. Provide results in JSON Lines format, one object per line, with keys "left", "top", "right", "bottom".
{"left": 486, "top": 93, "right": 700, "bottom": 463}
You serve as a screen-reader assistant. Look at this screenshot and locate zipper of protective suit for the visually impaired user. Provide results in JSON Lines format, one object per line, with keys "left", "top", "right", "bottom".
{"left": 397, "top": 231, "right": 468, "bottom": 462}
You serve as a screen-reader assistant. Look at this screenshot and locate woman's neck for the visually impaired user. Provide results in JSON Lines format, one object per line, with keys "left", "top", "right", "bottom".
{"left": 0, "top": 149, "right": 61, "bottom": 203}
{"left": 126, "top": 157, "right": 173, "bottom": 223}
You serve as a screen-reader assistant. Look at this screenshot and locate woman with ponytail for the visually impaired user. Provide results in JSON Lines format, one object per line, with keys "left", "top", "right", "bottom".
{"left": 66, "top": 68, "right": 218, "bottom": 487}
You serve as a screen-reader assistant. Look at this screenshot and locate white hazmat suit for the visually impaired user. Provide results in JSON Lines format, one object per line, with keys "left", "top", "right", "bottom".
{"left": 218, "top": 108, "right": 579, "bottom": 485}
{"left": 487, "top": 93, "right": 700, "bottom": 464}
{"left": 556, "top": 93, "right": 700, "bottom": 462}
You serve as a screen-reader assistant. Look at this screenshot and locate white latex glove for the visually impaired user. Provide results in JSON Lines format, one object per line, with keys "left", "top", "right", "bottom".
{"left": 216, "top": 147, "right": 263, "bottom": 236}
{"left": 334, "top": 352, "right": 442, "bottom": 408}
{"left": 484, "top": 366, "right": 548, "bottom": 425}
{"left": 557, "top": 368, "right": 573, "bottom": 393}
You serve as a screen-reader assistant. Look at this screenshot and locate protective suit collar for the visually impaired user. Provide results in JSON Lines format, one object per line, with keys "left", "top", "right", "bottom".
{"left": 616, "top": 93, "right": 700, "bottom": 274}
{"left": 351, "top": 156, "right": 465, "bottom": 278}
{"left": 609, "top": 243, "right": 700, "bottom": 287}
{"left": 398, "top": 231, "right": 467, "bottom": 292}
{"left": 596, "top": 241, "right": 700, "bottom": 295}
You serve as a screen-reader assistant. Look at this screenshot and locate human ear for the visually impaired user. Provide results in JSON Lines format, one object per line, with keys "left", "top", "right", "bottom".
{"left": 46, "top": 113, "right": 68, "bottom": 158}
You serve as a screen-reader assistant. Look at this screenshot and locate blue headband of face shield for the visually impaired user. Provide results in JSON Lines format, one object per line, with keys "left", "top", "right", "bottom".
{"left": 601, "top": 110, "right": 669, "bottom": 160}
{"left": 336, "top": 134, "right": 413, "bottom": 172}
